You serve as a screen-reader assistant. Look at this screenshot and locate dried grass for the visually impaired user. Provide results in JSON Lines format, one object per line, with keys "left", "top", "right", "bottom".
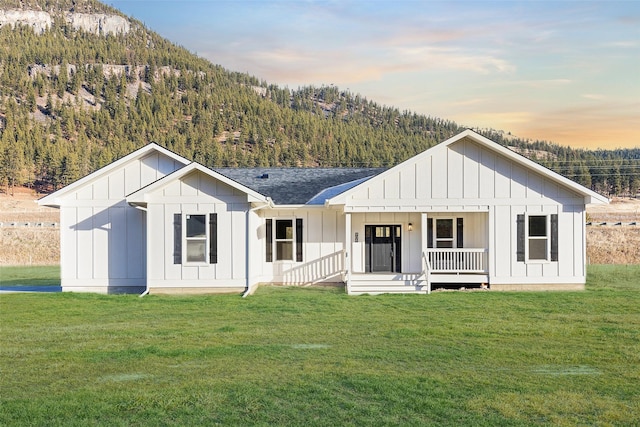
{"left": 0, "top": 189, "right": 60, "bottom": 265}
{"left": 0, "top": 228, "right": 59, "bottom": 265}
{"left": 586, "top": 226, "right": 640, "bottom": 265}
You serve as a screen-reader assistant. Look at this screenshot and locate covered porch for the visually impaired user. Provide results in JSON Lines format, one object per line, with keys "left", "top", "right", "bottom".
{"left": 343, "top": 211, "right": 490, "bottom": 295}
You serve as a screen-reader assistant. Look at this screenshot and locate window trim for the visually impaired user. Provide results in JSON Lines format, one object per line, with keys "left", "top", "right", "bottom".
{"left": 518, "top": 213, "right": 558, "bottom": 263}
{"left": 275, "top": 219, "right": 294, "bottom": 261}
{"left": 266, "top": 218, "right": 303, "bottom": 262}
{"left": 435, "top": 218, "right": 455, "bottom": 248}
{"left": 428, "top": 217, "right": 463, "bottom": 249}
{"left": 527, "top": 214, "right": 549, "bottom": 262}
{"left": 182, "top": 213, "right": 210, "bottom": 265}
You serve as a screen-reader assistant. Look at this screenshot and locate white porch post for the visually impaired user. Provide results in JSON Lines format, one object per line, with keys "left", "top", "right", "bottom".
{"left": 344, "top": 212, "right": 351, "bottom": 294}
{"left": 488, "top": 206, "right": 494, "bottom": 286}
{"left": 245, "top": 209, "right": 251, "bottom": 294}
{"left": 420, "top": 212, "right": 430, "bottom": 294}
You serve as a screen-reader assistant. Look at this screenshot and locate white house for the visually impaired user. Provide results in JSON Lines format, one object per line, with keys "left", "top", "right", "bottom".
{"left": 39, "top": 130, "right": 608, "bottom": 295}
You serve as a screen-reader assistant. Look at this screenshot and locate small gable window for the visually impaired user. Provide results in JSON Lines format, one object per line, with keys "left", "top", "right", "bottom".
{"left": 173, "top": 213, "right": 217, "bottom": 265}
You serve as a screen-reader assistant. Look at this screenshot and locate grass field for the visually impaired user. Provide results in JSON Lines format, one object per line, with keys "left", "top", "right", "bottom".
{"left": 1, "top": 266, "right": 639, "bottom": 426}
{"left": 0, "top": 265, "right": 60, "bottom": 286}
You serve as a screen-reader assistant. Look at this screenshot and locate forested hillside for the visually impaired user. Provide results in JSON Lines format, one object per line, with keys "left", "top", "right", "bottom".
{"left": 1, "top": 0, "right": 638, "bottom": 196}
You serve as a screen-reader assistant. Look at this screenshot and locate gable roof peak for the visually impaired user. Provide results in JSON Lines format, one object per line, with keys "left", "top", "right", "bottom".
{"left": 38, "top": 142, "right": 191, "bottom": 207}
{"left": 126, "top": 161, "right": 270, "bottom": 206}
{"left": 326, "top": 129, "right": 608, "bottom": 205}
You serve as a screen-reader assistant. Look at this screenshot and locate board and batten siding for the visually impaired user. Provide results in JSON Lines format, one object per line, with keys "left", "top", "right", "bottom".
{"left": 58, "top": 151, "right": 184, "bottom": 293}
{"left": 490, "top": 204, "right": 585, "bottom": 286}
{"left": 258, "top": 208, "right": 346, "bottom": 285}
{"left": 343, "top": 138, "right": 584, "bottom": 210}
{"left": 145, "top": 170, "right": 250, "bottom": 291}
{"left": 341, "top": 137, "right": 588, "bottom": 287}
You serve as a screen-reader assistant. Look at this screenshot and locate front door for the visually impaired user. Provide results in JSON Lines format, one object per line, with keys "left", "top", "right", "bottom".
{"left": 365, "top": 225, "right": 401, "bottom": 273}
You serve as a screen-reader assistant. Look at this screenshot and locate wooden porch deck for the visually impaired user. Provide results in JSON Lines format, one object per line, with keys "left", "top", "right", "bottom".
{"left": 346, "top": 248, "right": 489, "bottom": 295}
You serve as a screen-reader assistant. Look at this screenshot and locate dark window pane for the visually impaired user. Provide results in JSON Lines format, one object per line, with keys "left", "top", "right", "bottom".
{"left": 529, "top": 239, "right": 547, "bottom": 260}
{"left": 173, "top": 213, "right": 182, "bottom": 264}
{"left": 186, "top": 240, "right": 206, "bottom": 263}
{"left": 276, "top": 241, "right": 293, "bottom": 260}
{"left": 516, "top": 214, "right": 525, "bottom": 262}
{"left": 276, "top": 220, "right": 293, "bottom": 239}
{"left": 550, "top": 214, "right": 558, "bottom": 261}
{"left": 437, "top": 241, "right": 453, "bottom": 248}
{"left": 209, "top": 213, "right": 217, "bottom": 264}
{"left": 529, "top": 216, "right": 546, "bottom": 237}
{"left": 456, "top": 218, "right": 464, "bottom": 248}
{"left": 186, "top": 214, "right": 206, "bottom": 237}
{"left": 436, "top": 219, "right": 453, "bottom": 239}
{"left": 296, "top": 218, "right": 303, "bottom": 262}
{"left": 266, "top": 219, "right": 273, "bottom": 262}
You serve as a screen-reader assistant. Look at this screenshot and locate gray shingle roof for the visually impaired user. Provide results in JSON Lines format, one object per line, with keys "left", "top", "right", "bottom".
{"left": 214, "top": 168, "right": 384, "bottom": 205}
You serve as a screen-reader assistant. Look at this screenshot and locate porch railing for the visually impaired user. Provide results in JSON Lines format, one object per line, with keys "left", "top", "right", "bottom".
{"left": 422, "top": 251, "right": 432, "bottom": 294}
{"left": 426, "top": 248, "right": 488, "bottom": 273}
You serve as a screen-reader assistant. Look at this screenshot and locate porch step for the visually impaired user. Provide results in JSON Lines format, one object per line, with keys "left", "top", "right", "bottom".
{"left": 350, "top": 273, "right": 422, "bottom": 282}
{"left": 346, "top": 272, "right": 489, "bottom": 295}
{"left": 347, "top": 275, "right": 427, "bottom": 295}
{"left": 347, "top": 283, "right": 428, "bottom": 295}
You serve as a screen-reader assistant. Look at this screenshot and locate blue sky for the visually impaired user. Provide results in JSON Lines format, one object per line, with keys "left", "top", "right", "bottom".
{"left": 109, "top": 0, "right": 640, "bottom": 149}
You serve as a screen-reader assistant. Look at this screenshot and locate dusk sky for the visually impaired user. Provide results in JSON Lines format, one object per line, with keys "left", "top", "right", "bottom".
{"left": 108, "top": 0, "right": 640, "bottom": 150}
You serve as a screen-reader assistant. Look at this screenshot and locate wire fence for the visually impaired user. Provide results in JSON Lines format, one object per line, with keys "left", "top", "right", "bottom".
{"left": 0, "top": 222, "right": 59, "bottom": 228}
{"left": 586, "top": 222, "right": 637, "bottom": 226}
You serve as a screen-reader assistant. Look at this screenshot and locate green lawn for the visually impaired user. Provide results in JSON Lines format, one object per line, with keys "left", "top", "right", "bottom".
{"left": 0, "top": 265, "right": 60, "bottom": 286}
{"left": 1, "top": 266, "right": 639, "bottom": 426}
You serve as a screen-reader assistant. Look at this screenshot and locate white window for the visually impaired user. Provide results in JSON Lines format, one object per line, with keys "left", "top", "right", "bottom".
{"left": 275, "top": 219, "right": 294, "bottom": 261}
{"left": 182, "top": 213, "right": 210, "bottom": 264}
{"left": 173, "top": 213, "right": 217, "bottom": 265}
{"left": 427, "top": 218, "right": 463, "bottom": 248}
{"left": 517, "top": 214, "right": 558, "bottom": 262}
{"left": 266, "top": 218, "right": 303, "bottom": 262}
{"left": 527, "top": 215, "right": 548, "bottom": 260}
{"left": 435, "top": 219, "right": 454, "bottom": 248}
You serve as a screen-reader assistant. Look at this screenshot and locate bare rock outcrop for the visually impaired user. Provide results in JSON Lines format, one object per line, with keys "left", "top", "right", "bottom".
{"left": 0, "top": 9, "right": 52, "bottom": 34}
{"left": 0, "top": 9, "right": 130, "bottom": 35}
{"left": 66, "top": 13, "right": 130, "bottom": 35}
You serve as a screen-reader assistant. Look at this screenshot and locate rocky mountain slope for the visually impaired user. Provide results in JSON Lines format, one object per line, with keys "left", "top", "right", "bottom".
{"left": 0, "top": 8, "right": 129, "bottom": 34}
{"left": 0, "top": 0, "right": 638, "bottom": 196}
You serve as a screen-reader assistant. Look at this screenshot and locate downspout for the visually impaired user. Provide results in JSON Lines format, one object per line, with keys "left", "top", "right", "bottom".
{"left": 129, "top": 202, "right": 150, "bottom": 297}
{"left": 243, "top": 199, "right": 272, "bottom": 298}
